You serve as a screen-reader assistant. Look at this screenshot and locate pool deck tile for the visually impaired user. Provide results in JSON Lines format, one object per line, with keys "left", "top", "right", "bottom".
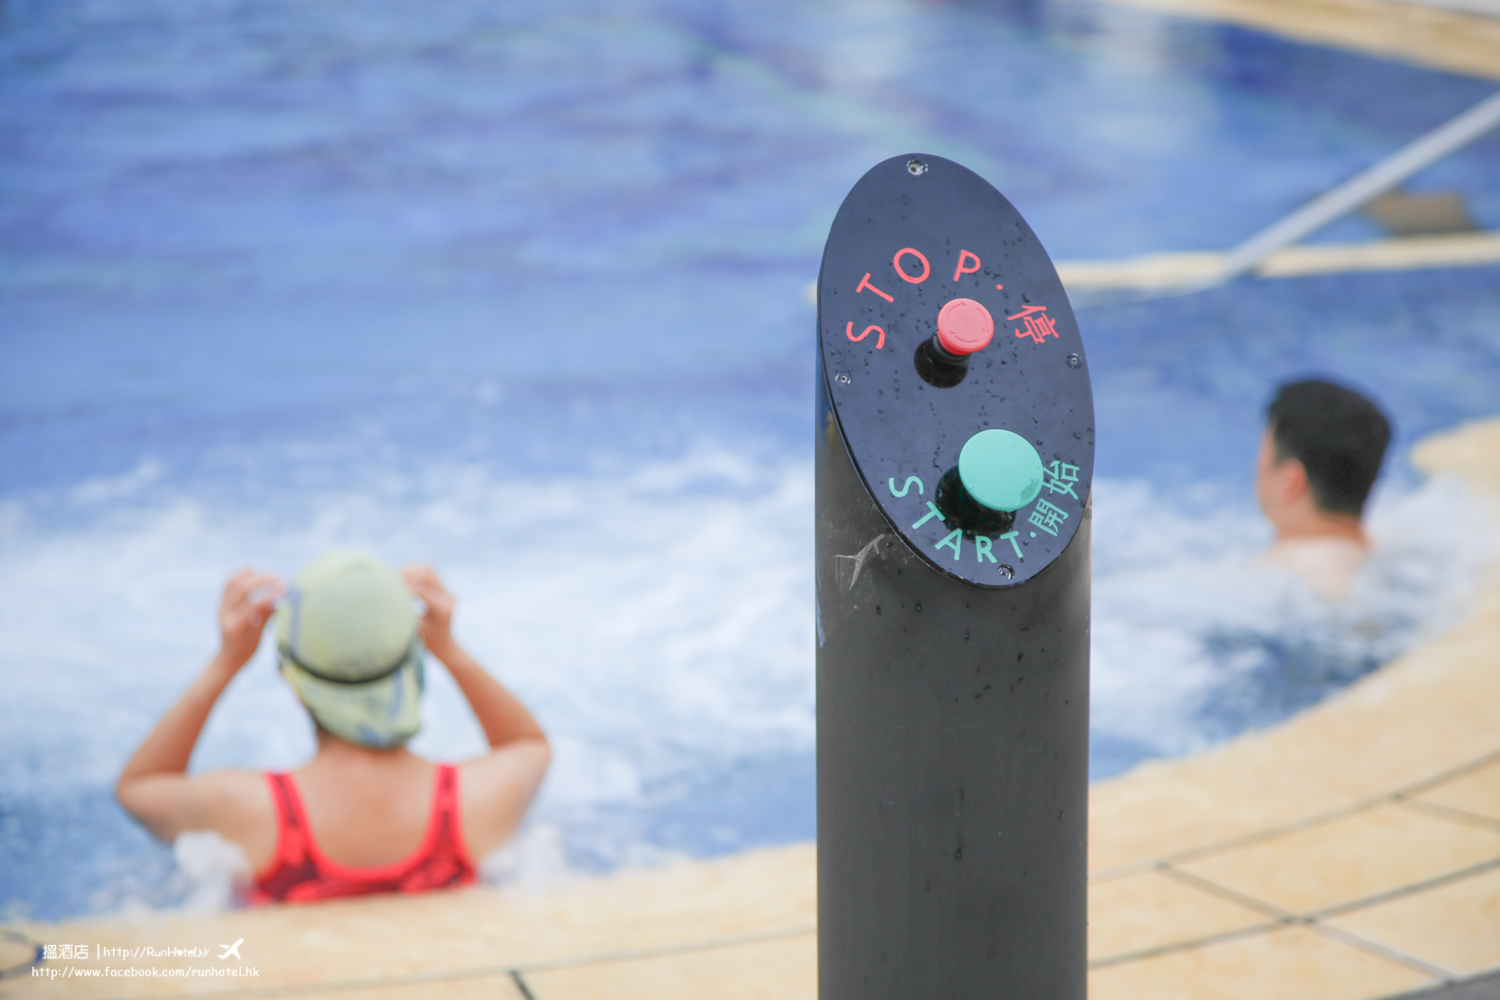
{"left": 1412, "top": 759, "right": 1500, "bottom": 826}
{"left": 1095, "top": 0, "right": 1500, "bottom": 82}
{"left": 1323, "top": 865, "right": 1500, "bottom": 978}
{"left": 1396, "top": 970, "right": 1500, "bottom": 1000}
{"left": 1172, "top": 802, "right": 1500, "bottom": 915}
{"left": 2, "top": 844, "right": 816, "bottom": 998}
{"left": 1086, "top": 869, "right": 1275, "bottom": 965}
{"left": 281, "top": 979, "right": 530, "bottom": 1000}
{"left": 521, "top": 933, "right": 816, "bottom": 1000}
{"left": 1086, "top": 924, "right": 1437, "bottom": 1000}
{"left": 1057, "top": 234, "right": 1500, "bottom": 292}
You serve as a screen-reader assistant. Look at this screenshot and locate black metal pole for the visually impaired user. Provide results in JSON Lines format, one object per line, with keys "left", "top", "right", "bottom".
{"left": 815, "top": 155, "right": 1094, "bottom": 1000}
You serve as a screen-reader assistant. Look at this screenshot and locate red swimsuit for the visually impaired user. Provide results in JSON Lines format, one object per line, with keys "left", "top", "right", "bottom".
{"left": 250, "top": 763, "right": 477, "bottom": 904}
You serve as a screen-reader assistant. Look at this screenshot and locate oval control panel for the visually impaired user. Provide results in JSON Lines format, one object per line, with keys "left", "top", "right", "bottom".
{"left": 817, "top": 154, "right": 1095, "bottom": 588}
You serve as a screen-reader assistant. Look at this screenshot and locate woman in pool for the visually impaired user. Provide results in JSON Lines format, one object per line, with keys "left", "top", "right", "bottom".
{"left": 116, "top": 551, "right": 550, "bottom": 903}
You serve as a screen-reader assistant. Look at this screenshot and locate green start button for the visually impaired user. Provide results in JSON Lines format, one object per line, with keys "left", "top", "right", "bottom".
{"left": 958, "top": 429, "right": 1043, "bottom": 512}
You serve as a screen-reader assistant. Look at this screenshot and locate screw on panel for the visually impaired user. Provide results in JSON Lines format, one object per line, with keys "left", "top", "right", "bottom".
{"left": 907, "top": 159, "right": 928, "bottom": 176}
{"left": 1066, "top": 353, "right": 1082, "bottom": 369}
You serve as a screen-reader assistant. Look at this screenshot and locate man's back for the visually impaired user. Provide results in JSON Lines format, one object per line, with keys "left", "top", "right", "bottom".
{"left": 1256, "top": 379, "right": 1392, "bottom": 601}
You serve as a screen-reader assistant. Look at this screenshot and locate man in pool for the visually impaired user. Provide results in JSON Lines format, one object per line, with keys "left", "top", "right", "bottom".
{"left": 1256, "top": 378, "right": 1392, "bottom": 602}
{"left": 116, "top": 551, "right": 550, "bottom": 902}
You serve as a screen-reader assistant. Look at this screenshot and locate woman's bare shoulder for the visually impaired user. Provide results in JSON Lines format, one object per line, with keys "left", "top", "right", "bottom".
{"left": 186, "top": 769, "right": 276, "bottom": 829}
{"left": 187, "top": 769, "right": 279, "bottom": 870}
{"left": 457, "top": 740, "right": 551, "bottom": 859}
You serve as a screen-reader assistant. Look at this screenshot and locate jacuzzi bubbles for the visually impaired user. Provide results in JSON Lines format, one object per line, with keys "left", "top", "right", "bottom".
{"left": 1088, "top": 471, "right": 1493, "bottom": 777}
{"left": 1, "top": 438, "right": 1488, "bottom": 918}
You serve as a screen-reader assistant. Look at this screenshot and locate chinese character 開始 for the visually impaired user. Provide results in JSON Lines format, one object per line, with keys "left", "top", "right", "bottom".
{"left": 1009, "top": 305, "right": 1058, "bottom": 344}
{"left": 1028, "top": 498, "right": 1070, "bottom": 536}
{"left": 1042, "top": 460, "right": 1079, "bottom": 499}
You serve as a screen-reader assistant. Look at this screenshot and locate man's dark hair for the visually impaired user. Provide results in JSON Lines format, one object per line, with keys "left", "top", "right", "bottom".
{"left": 1267, "top": 379, "right": 1391, "bottom": 517}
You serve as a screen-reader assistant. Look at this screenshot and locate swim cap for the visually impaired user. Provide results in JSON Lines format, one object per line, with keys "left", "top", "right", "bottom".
{"left": 276, "top": 550, "right": 424, "bottom": 748}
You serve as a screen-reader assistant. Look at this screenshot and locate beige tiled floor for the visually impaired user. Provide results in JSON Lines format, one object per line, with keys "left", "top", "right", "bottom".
{"left": 296, "top": 979, "right": 529, "bottom": 1000}
{"left": 1087, "top": 869, "right": 1275, "bottom": 964}
{"left": 524, "top": 934, "right": 817, "bottom": 1000}
{"left": 1174, "top": 802, "right": 1500, "bottom": 916}
{"left": 1413, "top": 759, "right": 1500, "bottom": 825}
{"left": 1088, "top": 926, "right": 1435, "bottom": 1000}
{"left": 7, "top": 429, "right": 1500, "bottom": 1000}
{"left": 1057, "top": 234, "right": 1500, "bottom": 292}
{"left": 1097, "top": 0, "right": 1500, "bottom": 82}
{"left": 1324, "top": 866, "right": 1500, "bottom": 978}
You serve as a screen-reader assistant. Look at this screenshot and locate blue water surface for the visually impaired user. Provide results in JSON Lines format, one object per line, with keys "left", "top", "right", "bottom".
{"left": 2, "top": 0, "right": 1498, "bottom": 920}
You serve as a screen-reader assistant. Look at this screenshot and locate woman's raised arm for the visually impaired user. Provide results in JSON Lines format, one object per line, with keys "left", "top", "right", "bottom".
{"left": 401, "top": 564, "right": 550, "bottom": 858}
{"left": 116, "top": 568, "right": 281, "bottom": 843}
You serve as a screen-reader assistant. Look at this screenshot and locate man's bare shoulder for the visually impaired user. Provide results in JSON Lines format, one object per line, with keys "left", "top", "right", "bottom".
{"left": 1261, "top": 536, "right": 1369, "bottom": 602}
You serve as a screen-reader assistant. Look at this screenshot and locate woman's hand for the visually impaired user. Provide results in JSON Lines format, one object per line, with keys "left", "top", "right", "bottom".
{"left": 402, "top": 564, "right": 456, "bottom": 653}
{"left": 118, "top": 565, "right": 284, "bottom": 846}
{"left": 396, "top": 563, "right": 549, "bottom": 860}
{"left": 217, "top": 568, "right": 283, "bottom": 671}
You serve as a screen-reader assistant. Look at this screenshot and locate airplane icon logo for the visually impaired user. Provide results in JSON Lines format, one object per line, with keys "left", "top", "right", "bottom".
{"left": 218, "top": 939, "right": 243, "bottom": 960}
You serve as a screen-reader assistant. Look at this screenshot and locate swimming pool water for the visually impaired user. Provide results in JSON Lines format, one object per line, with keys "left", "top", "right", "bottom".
{"left": 2, "top": 0, "right": 1498, "bottom": 919}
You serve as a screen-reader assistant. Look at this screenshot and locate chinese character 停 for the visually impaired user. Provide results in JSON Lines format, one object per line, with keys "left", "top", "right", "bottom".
{"left": 1028, "top": 498, "right": 1070, "bottom": 536}
{"left": 1042, "top": 460, "right": 1079, "bottom": 499}
{"left": 1009, "top": 305, "right": 1058, "bottom": 344}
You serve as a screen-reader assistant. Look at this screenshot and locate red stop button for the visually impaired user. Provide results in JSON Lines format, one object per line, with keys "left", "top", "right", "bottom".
{"left": 935, "top": 298, "right": 994, "bottom": 356}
